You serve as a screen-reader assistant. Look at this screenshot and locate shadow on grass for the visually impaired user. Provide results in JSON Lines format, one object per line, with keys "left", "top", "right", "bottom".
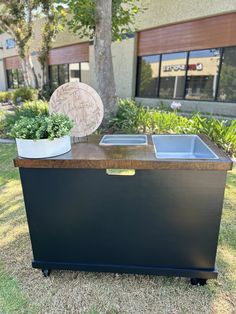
{"left": 0, "top": 144, "right": 19, "bottom": 186}
{"left": 216, "top": 168, "right": 236, "bottom": 296}
{"left": 220, "top": 167, "right": 236, "bottom": 253}
{"left": 0, "top": 151, "right": 37, "bottom": 312}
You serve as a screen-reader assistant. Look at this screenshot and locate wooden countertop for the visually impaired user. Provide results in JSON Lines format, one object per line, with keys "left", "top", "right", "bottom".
{"left": 14, "top": 134, "right": 233, "bottom": 171}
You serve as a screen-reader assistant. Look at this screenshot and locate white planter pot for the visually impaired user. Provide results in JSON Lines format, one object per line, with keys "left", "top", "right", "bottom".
{"left": 16, "top": 135, "right": 71, "bottom": 159}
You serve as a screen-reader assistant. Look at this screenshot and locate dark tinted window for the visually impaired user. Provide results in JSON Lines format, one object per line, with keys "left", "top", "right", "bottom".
{"left": 17, "top": 70, "right": 24, "bottom": 87}
{"left": 217, "top": 47, "right": 236, "bottom": 102}
{"left": 137, "top": 55, "right": 160, "bottom": 97}
{"left": 185, "top": 49, "right": 221, "bottom": 101}
{"left": 6, "top": 69, "right": 24, "bottom": 89}
{"left": 49, "top": 65, "right": 59, "bottom": 90}
{"left": 12, "top": 69, "right": 18, "bottom": 88}
{"left": 49, "top": 63, "right": 90, "bottom": 88}
{"left": 159, "top": 52, "right": 187, "bottom": 99}
{"left": 69, "top": 63, "right": 80, "bottom": 82}
{"left": 6, "top": 70, "right": 14, "bottom": 89}
{"left": 136, "top": 47, "right": 236, "bottom": 103}
{"left": 58, "top": 64, "right": 69, "bottom": 85}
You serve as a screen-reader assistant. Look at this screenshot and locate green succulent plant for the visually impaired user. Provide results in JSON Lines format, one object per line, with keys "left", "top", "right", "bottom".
{"left": 10, "top": 113, "right": 74, "bottom": 140}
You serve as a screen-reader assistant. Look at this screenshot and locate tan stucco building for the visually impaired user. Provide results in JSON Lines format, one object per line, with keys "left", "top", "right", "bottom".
{"left": 0, "top": 0, "right": 236, "bottom": 116}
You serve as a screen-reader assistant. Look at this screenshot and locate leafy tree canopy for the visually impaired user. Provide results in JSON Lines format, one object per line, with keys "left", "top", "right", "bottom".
{"left": 0, "top": 1, "right": 64, "bottom": 58}
{"left": 0, "top": 1, "right": 65, "bottom": 87}
{"left": 56, "top": 0, "right": 143, "bottom": 41}
{"left": 0, "top": 1, "right": 37, "bottom": 58}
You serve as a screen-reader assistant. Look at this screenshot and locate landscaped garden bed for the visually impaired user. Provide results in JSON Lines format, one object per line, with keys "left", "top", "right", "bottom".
{"left": 0, "top": 88, "right": 38, "bottom": 106}
{"left": 109, "top": 99, "right": 236, "bottom": 157}
{"left": 1, "top": 98, "right": 235, "bottom": 158}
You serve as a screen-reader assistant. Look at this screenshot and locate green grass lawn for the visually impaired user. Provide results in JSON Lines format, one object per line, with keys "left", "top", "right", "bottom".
{"left": 0, "top": 143, "right": 235, "bottom": 314}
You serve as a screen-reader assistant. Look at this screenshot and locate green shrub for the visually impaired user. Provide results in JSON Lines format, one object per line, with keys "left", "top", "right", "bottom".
{"left": 10, "top": 113, "right": 74, "bottom": 140}
{"left": 13, "top": 87, "right": 38, "bottom": 104}
{"left": 0, "top": 109, "right": 4, "bottom": 119}
{"left": 0, "top": 109, "right": 6, "bottom": 138}
{"left": 148, "top": 110, "right": 191, "bottom": 134}
{"left": 109, "top": 98, "right": 190, "bottom": 134}
{"left": 188, "top": 114, "right": 236, "bottom": 156}
{"left": 0, "top": 91, "right": 13, "bottom": 103}
{"left": 0, "top": 88, "right": 38, "bottom": 104}
{"left": 156, "top": 101, "right": 172, "bottom": 112}
{"left": 109, "top": 98, "right": 236, "bottom": 156}
{"left": 4, "top": 100, "right": 49, "bottom": 137}
{"left": 38, "top": 83, "right": 55, "bottom": 101}
{"left": 109, "top": 98, "right": 140, "bottom": 133}
{"left": 14, "top": 100, "right": 49, "bottom": 118}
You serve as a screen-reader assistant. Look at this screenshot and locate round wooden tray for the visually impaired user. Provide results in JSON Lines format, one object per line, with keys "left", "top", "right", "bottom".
{"left": 49, "top": 82, "right": 104, "bottom": 137}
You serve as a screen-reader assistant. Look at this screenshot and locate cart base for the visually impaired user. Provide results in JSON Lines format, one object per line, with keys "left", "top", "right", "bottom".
{"left": 33, "top": 260, "right": 218, "bottom": 279}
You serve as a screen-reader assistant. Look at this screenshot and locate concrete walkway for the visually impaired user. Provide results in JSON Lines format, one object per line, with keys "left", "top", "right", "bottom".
{"left": 0, "top": 138, "right": 15, "bottom": 144}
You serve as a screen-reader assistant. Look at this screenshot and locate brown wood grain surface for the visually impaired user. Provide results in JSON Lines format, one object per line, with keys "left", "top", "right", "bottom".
{"left": 48, "top": 42, "right": 89, "bottom": 65}
{"left": 138, "top": 12, "right": 236, "bottom": 56}
{"left": 14, "top": 135, "right": 233, "bottom": 171}
{"left": 4, "top": 56, "right": 21, "bottom": 69}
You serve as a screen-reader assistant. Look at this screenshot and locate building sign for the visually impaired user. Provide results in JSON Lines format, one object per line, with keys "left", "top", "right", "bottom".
{"left": 163, "top": 63, "right": 203, "bottom": 72}
{"left": 188, "top": 63, "right": 203, "bottom": 71}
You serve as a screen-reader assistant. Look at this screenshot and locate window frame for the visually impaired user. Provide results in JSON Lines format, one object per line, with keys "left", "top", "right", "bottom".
{"left": 49, "top": 62, "right": 87, "bottom": 89}
{"left": 58, "top": 64, "right": 70, "bottom": 85}
{"left": 6, "top": 38, "right": 16, "bottom": 49}
{"left": 159, "top": 51, "right": 188, "bottom": 100}
{"left": 69, "top": 63, "right": 81, "bottom": 81}
{"left": 135, "top": 55, "right": 161, "bottom": 98}
{"left": 216, "top": 46, "right": 236, "bottom": 103}
{"left": 6, "top": 68, "right": 24, "bottom": 89}
{"left": 184, "top": 48, "right": 222, "bottom": 102}
{"left": 136, "top": 45, "right": 236, "bottom": 104}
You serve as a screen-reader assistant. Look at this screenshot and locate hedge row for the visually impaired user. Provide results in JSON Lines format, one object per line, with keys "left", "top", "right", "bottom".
{"left": 0, "top": 88, "right": 38, "bottom": 105}
{"left": 109, "top": 99, "right": 236, "bottom": 157}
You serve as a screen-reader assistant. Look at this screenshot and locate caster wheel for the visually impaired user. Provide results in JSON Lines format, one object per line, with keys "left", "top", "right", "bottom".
{"left": 42, "top": 269, "right": 51, "bottom": 277}
{"left": 190, "top": 278, "right": 207, "bottom": 286}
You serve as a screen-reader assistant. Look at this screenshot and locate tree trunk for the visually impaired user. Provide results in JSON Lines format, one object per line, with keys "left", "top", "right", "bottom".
{"left": 43, "top": 62, "right": 49, "bottom": 86}
{"left": 21, "top": 59, "right": 30, "bottom": 87}
{"left": 94, "top": 0, "right": 117, "bottom": 127}
{"left": 20, "top": 54, "right": 39, "bottom": 89}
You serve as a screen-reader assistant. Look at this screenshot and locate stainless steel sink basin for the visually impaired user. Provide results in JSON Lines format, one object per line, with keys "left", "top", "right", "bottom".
{"left": 100, "top": 135, "right": 148, "bottom": 146}
{"left": 152, "top": 135, "right": 218, "bottom": 159}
